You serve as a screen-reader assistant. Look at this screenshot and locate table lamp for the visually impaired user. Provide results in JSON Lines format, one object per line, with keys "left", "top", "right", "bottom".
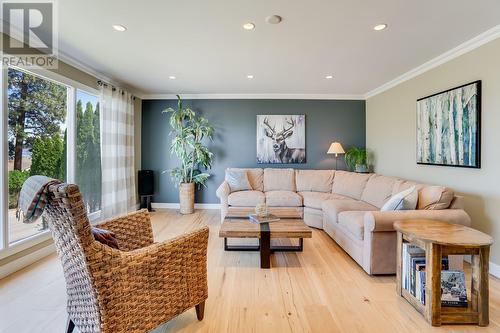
{"left": 327, "top": 142, "right": 345, "bottom": 169}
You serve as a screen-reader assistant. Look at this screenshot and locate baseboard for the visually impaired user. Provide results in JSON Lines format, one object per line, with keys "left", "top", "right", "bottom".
{"left": 151, "top": 202, "right": 220, "bottom": 210}
{"left": 0, "top": 244, "right": 55, "bottom": 279}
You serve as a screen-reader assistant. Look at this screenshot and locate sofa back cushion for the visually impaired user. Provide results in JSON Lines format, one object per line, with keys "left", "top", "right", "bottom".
{"left": 361, "top": 174, "right": 399, "bottom": 208}
{"left": 264, "top": 168, "right": 296, "bottom": 192}
{"left": 391, "top": 180, "right": 424, "bottom": 196}
{"left": 226, "top": 168, "right": 263, "bottom": 191}
{"left": 418, "top": 186, "right": 454, "bottom": 210}
{"left": 295, "top": 169, "right": 335, "bottom": 192}
{"left": 331, "top": 171, "right": 372, "bottom": 200}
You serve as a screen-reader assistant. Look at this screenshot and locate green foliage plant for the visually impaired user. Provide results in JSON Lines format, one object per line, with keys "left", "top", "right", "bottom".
{"left": 345, "top": 147, "right": 367, "bottom": 172}
{"left": 162, "top": 95, "right": 214, "bottom": 188}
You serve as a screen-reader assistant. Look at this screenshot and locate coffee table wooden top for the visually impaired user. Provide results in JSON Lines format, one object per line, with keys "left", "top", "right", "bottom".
{"left": 394, "top": 219, "right": 493, "bottom": 247}
{"left": 219, "top": 217, "right": 312, "bottom": 239}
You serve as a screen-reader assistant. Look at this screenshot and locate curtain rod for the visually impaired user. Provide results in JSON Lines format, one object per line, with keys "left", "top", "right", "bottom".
{"left": 97, "top": 80, "right": 136, "bottom": 100}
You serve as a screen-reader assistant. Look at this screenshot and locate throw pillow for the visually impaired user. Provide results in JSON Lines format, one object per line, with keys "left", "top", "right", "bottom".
{"left": 381, "top": 186, "right": 418, "bottom": 211}
{"left": 225, "top": 169, "right": 252, "bottom": 192}
{"left": 417, "top": 186, "right": 454, "bottom": 210}
{"left": 92, "top": 227, "right": 120, "bottom": 249}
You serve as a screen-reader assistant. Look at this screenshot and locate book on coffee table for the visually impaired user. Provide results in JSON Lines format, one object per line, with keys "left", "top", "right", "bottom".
{"left": 248, "top": 214, "right": 281, "bottom": 224}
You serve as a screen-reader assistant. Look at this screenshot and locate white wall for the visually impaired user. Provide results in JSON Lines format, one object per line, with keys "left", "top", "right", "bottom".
{"left": 367, "top": 38, "right": 500, "bottom": 267}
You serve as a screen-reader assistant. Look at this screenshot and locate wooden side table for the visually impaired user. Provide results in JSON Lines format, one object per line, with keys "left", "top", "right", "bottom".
{"left": 394, "top": 220, "right": 493, "bottom": 327}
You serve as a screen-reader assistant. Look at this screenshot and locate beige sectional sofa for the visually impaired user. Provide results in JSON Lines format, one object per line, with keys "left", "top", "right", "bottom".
{"left": 216, "top": 168, "right": 471, "bottom": 275}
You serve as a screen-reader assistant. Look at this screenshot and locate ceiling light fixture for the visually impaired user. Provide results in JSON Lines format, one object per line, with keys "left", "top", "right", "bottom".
{"left": 247, "top": 74, "right": 254, "bottom": 79}
{"left": 373, "top": 24, "right": 387, "bottom": 31}
{"left": 265, "top": 15, "right": 282, "bottom": 24}
{"left": 168, "top": 75, "right": 176, "bottom": 80}
{"left": 243, "top": 22, "right": 255, "bottom": 30}
{"left": 112, "top": 24, "right": 127, "bottom": 32}
{"left": 325, "top": 75, "right": 333, "bottom": 79}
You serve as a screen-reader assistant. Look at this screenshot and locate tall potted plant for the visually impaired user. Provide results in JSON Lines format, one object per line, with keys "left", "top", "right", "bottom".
{"left": 163, "top": 95, "right": 214, "bottom": 214}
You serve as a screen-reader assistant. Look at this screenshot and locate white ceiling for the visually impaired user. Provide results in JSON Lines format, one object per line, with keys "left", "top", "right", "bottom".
{"left": 56, "top": 0, "right": 500, "bottom": 97}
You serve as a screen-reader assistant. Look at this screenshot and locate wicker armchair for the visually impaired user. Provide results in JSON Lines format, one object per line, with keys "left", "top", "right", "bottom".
{"left": 44, "top": 183, "right": 209, "bottom": 333}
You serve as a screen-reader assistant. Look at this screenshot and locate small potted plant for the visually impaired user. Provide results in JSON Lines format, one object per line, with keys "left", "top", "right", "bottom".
{"left": 345, "top": 147, "right": 369, "bottom": 173}
{"left": 163, "top": 95, "right": 214, "bottom": 214}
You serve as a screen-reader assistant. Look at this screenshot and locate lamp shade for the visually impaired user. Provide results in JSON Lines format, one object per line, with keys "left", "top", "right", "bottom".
{"left": 327, "top": 142, "right": 345, "bottom": 155}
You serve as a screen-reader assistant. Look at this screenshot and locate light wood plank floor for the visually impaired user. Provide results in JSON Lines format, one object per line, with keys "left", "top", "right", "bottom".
{"left": 0, "top": 209, "right": 499, "bottom": 333}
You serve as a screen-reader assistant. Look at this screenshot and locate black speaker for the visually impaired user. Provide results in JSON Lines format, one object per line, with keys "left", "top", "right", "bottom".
{"left": 138, "top": 170, "right": 154, "bottom": 196}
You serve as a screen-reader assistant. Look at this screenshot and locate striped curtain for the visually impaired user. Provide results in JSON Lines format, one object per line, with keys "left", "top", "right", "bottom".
{"left": 100, "top": 85, "right": 136, "bottom": 219}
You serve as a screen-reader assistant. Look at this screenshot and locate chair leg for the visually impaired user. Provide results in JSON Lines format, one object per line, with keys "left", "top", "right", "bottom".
{"left": 195, "top": 301, "right": 205, "bottom": 321}
{"left": 66, "top": 318, "right": 75, "bottom": 333}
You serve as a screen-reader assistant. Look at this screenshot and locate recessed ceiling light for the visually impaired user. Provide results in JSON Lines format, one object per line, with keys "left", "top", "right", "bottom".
{"left": 373, "top": 24, "right": 387, "bottom": 31}
{"left": 243, "top": 22, "right": 255, "bottom": 30}
{"left": 168, "top": 75, "right": 176, "bottom": 80}
{"left": 112, "top": 24, "right": 127, "bottom": 32}
{"left": 266, "top": 15, "right": 282, "bottom": 24}
{"left": 325, "top": 75, "right": 333, "bottom": 79}
{"left": 247, "top": 74, "right": 254, "bottom": 79}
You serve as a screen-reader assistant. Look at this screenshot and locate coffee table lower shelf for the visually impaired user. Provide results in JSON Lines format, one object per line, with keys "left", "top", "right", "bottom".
{"left": 219, "top": 217, "right": 312, "bottom": 269}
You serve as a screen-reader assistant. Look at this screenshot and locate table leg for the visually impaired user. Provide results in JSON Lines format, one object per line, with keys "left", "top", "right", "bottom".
{"left": 396, "top": 232, "right": 402, "bottom": 296}
{"left": 426, "top": 243, "right": 442, "bottom": 326}
{"left": 472, "top": 246, "right": 490, "bottom": 326}
{"left": 260, "top": 223, "right": 271, "bottom": 269}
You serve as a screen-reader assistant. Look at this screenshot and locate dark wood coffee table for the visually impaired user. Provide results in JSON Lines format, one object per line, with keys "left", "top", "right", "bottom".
{"left": 219, "top": 216, "right": 312, "bottom": 268}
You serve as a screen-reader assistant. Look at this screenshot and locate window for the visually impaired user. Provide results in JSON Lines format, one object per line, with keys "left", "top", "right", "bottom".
{"left": 7, "top": 68, "right": 68, "bottom": 244}
{"left": 75, "top": 90, "right": 101, "bottom": 214}
{"left": 1, "top": 67, "right": 102, "bottom": 251}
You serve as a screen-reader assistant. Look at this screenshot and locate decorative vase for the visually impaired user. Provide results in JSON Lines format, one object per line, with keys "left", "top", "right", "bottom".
{"left": 255, "top": 203, "right": 269, "bottom": 217}
{"left": 179, "top": 182, "right": 195, "bottom": 214}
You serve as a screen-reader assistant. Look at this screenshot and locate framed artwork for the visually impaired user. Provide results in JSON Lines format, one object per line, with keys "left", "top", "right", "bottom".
{"left": 256, "top": 115, "right": 306, "bottom": 164}
{"left": 416, "top": 80, "right": 481, "bottom": 168}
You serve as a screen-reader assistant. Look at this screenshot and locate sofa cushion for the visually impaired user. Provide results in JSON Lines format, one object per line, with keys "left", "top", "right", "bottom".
{"left": 296, "top": 170, "right": 334, "bottom": 193}
{"left": 322, "top": 199, "right": 378, "bottom": 225}
{"left": 392, "top": 179, "right": 424, "bottom": 196}
{"left": 298, "top": 191, "right": 350, "bottom": 209}
{"left": 338, "top": 211, "right": 366, "bottom": 241}
{"left": 418, "top": 186, "right": 454, "bottom": 210}
{"left": 264, "top": 168, "right": 296, "bottom": 192}
{"left": 225, "top": 169, "right": 252, "bottom": 192}
{"left": 361, "top": 174, "right": 398, "bottom": 208}
{"left": 228, "top": 190, "right": 265, "bottom": 206}
{"left": 331, "top": 171, "right": 372, "bottom": 200}
{"left": 266, "top": 191, "right": 302, "bottom": 207}
{"left": 227, "top": 168, "right": 263, "bottom": 191}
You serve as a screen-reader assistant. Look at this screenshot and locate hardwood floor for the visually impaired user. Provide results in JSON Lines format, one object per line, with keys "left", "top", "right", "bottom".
{"left": 0, "top": 209, "right": 499, "bottom": 333}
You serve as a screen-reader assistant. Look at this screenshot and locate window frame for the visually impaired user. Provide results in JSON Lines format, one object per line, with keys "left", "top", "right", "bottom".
{"left": 0, "top": 66, "right": 101, "bottom": 258}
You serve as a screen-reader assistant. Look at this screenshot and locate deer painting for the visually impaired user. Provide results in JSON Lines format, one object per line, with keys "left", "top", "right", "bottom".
{"left": 259, "top": 116, "right": 306, "bottom": 163}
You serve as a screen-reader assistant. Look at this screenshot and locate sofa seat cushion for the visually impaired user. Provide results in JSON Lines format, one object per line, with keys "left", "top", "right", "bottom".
{"left": 228, "top": 190, "right": 265, "bottom": 206}
{"left": 265, "top": 191, "right": 302, "bottom": 207}
{"left": 331, "top": 171, "right": 373, "bottom": 200}
{"left": 338, "top": 211, "right": 367, "bottom": 240}
{"left": 322, "top": 199, "right": 378, "bottom": 225}
{"left": 298, "top": 191, "right": 350, "bottom": 209}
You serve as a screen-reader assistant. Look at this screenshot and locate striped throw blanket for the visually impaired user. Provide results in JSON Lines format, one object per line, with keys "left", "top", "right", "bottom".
{"left": 17, "top": 176, "right": 61, "bottom": 224}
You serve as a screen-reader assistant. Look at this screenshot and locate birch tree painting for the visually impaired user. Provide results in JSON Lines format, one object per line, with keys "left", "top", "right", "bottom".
{"left": 416, "top": 81, "right": 480, "bottom": 168}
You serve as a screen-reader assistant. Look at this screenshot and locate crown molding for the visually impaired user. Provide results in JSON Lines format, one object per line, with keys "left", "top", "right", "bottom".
{"left": 364, "top": 24, "right": 500, "bottom": 99}
{"left": 141, "top": 93, "right": 365, "bottom": 100}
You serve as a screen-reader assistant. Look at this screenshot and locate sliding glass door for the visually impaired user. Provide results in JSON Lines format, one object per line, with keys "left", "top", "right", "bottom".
{"left": 1, "top": 67, "right": 101, "bottom": 253}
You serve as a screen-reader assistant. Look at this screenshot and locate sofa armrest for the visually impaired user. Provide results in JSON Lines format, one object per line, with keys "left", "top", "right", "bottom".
{"left": 216, "top": 181, "right": 230, "bottom": 202}
{"left": 364, "top": 209, "right": 471, "bottom": 233}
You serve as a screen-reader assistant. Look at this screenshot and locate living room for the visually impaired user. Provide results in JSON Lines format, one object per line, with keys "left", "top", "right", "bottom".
{"left": 0, "top": 1, "right": 499, "bottom": 332}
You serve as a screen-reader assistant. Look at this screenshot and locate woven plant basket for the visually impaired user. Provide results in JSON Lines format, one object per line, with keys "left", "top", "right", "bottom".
{"left": 179, "top": 182, "right": 195, "bottom": 214}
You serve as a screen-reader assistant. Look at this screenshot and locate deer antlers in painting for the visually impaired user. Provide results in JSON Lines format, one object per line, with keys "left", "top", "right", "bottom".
{"left": 262, "top": 117, "right": 305, "bottom": 163}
